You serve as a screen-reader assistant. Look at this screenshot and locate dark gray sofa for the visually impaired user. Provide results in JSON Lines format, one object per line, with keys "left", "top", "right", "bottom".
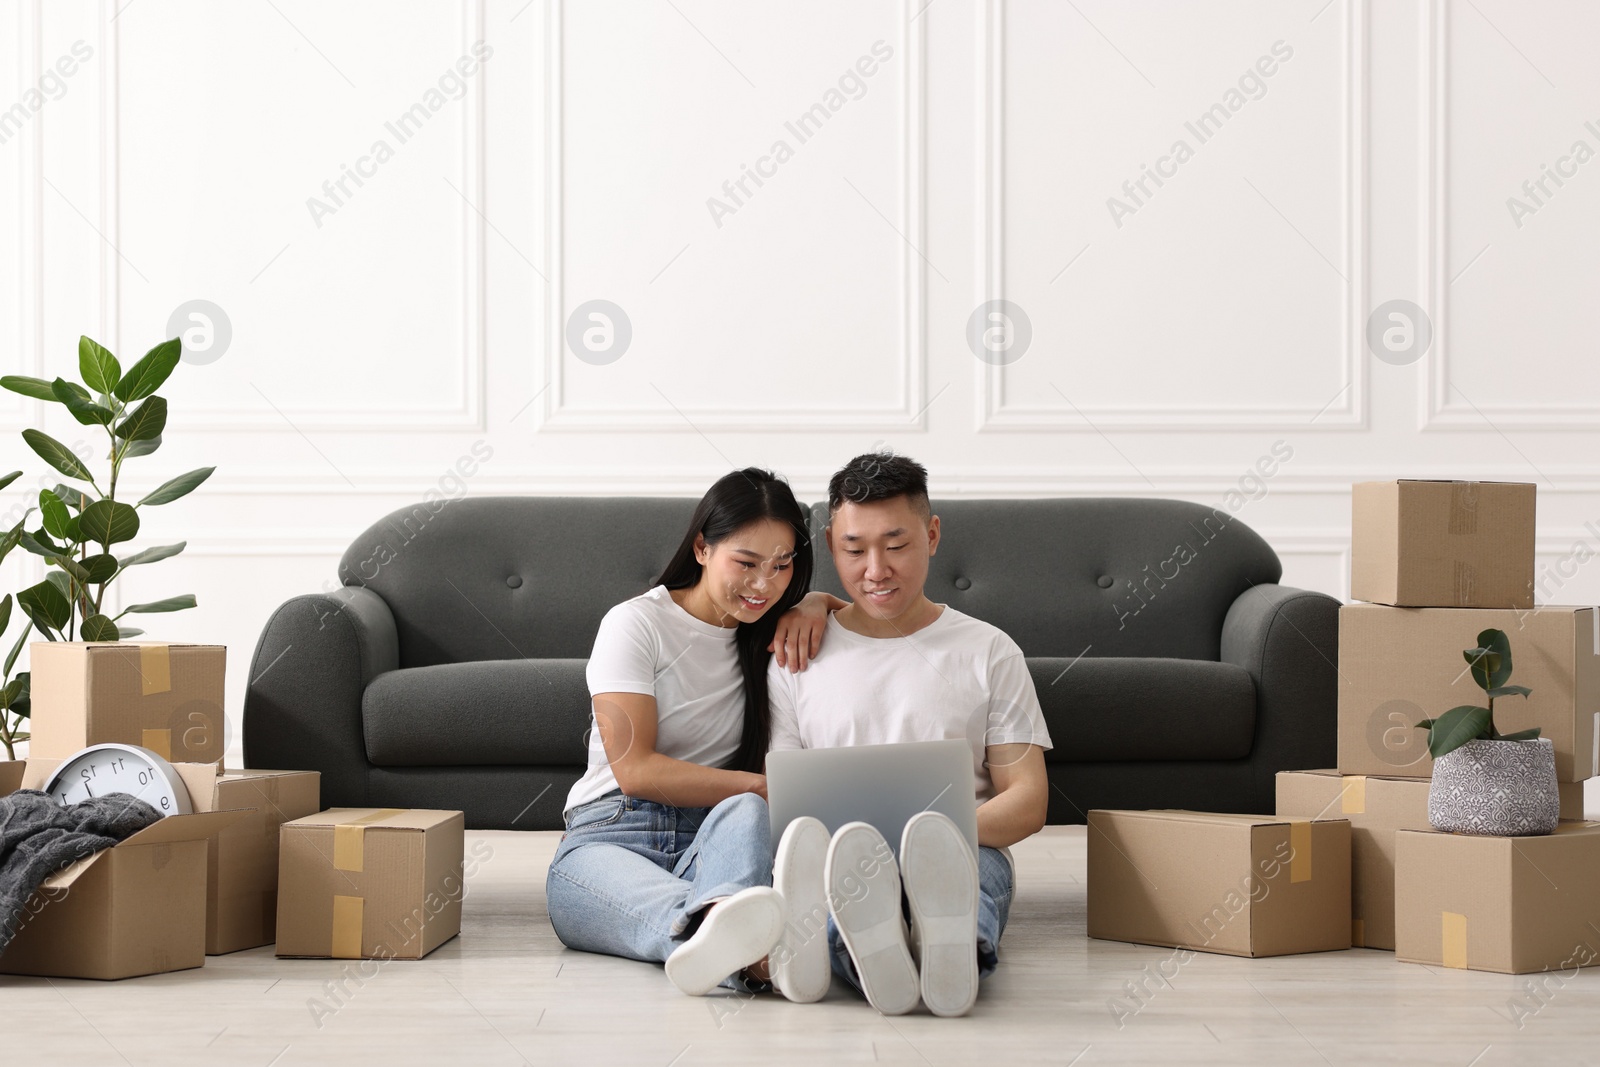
{"left": 243, "top": 496, "right": 1338, "bottom": 830}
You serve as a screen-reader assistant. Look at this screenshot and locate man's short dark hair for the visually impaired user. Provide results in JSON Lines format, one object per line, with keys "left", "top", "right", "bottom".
{"left": 828, "top": 452, "right": 931, "bottom": 522}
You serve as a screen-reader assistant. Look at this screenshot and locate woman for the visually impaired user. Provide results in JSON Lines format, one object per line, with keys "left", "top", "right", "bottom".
{"left": 545, "top": 467, "right": 834, "bottom": 996}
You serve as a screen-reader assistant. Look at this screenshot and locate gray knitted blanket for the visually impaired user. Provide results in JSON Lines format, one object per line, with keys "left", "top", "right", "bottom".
{"left": 0, "top": 788, "right": 163, "bottom": 957}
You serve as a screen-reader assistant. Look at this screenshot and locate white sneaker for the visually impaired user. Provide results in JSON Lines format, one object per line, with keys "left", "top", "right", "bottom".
{"left": 900, "top": 811, "right": 980, "bottom": 1017}
{"left": 664, "top": 886, "right": 786, "bottom": 997}
{"left": 826, "top": 822, "right": 919, "bottom": 1016}
{"left": 771, "top": 816, "right": 831, "bottom": 1003}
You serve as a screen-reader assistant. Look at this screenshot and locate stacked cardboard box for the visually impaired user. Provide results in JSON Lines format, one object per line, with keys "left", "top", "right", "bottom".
{"left": 0, "top": 759, "right": 248, "bottom": 979}
{"left": 29, "top": 641, "right": 229, "bottom": 770}
{"left": 1277, "top": 479, "right": 1600, "bottom": 972}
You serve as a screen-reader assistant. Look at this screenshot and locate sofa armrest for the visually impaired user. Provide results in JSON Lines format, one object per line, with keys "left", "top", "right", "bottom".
{"left": 242, "top": 585, "right": 399, "bottom": 808}
{"left": 1220, "top": 583, "right": 1340, "bottom": 809}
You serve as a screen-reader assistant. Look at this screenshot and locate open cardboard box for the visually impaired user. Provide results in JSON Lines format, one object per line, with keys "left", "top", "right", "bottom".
{"left": 29, "top": 641, "right": 228, "bottom": 771}
{"left": 0, "top": 758, "right": 249, "bottom": 979}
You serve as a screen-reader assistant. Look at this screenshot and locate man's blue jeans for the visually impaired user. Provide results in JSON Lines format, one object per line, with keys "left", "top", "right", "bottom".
{"left": 828, "top": 845, "right": 1013, "bottom": 991}
{"left": 546, "top": 790, "right": 773, "bottom": 990}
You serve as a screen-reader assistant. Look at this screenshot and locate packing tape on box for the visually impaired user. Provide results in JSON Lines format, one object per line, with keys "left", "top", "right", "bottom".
{"left": 1441, "top": 911, "right": 1468, "bottom": 969}
{"left": 1351, "top": 918, "right": 1365, "bottom": 948}
{"left": 1452, "top": 562, "right": 1475, "bottom": 607}
{"left": 141, "top": 729, "right": 172, "bottom": 759}
{"left": 1341, "top": 777, "right": 1367, "bottom": 815}
{"left": 333, "top": 809, "right": 407, "bottom": 873}
{"left": 1289, "top": 820, "right": 1312, "bottom": 883}
{"left": 139, "top": 643, "right": 172, "bottom": 696}
{"left": 1447, "top": 481, "right": 1479, "bottom": 535}
{"left": 332, "top": 895, "right": 364, "bottom": 958}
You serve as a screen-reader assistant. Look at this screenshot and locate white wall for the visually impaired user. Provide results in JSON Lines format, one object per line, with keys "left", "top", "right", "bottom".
{"left": 4, "top": 0, "right": 1599, "bottom": 779}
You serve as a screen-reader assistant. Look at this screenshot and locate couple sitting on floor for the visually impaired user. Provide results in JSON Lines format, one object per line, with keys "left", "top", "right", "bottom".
{"left": 544, "top": 452, "right": 1053, "bottom": 1017}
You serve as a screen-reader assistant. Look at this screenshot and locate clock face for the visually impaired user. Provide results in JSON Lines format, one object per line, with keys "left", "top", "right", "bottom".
{"left": 43, "top": 743, "right": 194, "bottom": 817}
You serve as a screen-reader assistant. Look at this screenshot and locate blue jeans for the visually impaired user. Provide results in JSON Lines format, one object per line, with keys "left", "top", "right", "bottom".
{"left": 828, "top": 845, "right": 1013, "bottom": 991}
{"left": 546, "top": 790, "right": 773, "bottom": 991}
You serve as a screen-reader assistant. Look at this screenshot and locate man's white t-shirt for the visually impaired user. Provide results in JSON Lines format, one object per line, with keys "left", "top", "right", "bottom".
{"left": 565, "top": 585, "right": 744, "bottom": 816}
{"left": 767, "top": 606, "right": 1052, "bottom": 802}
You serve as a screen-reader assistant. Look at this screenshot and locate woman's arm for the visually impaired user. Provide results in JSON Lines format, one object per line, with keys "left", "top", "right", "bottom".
{"left": 768, "top": 591, "right": 850, "bottom": 671}
{"left": 593, "top": 692, "right": 766, "bottom": 806}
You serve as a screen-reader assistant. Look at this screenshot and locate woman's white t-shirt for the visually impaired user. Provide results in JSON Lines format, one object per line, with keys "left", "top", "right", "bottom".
{"left": 564, "top": 585, "right": 745, "bottom": 816}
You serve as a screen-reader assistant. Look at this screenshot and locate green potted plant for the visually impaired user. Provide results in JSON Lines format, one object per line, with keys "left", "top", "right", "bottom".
{"left": 0, "top": 336, "right": 214, "bottom": 760}
{"left": 1415, "top": 627, "right": 1558, "bottom": 836}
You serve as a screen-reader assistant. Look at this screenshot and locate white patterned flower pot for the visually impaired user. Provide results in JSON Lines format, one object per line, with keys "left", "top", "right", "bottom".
{"left": 1427, "top": 737, "right": 1559, "bottom": 836}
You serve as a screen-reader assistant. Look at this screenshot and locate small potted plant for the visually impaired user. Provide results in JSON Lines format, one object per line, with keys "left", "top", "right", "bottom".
{"left": 1415, "top": 627, "right": 1558, "bottom": 836}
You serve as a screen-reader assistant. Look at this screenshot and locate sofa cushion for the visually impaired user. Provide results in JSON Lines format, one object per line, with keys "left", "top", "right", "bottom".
{"left": 1027, "top": 657, "right": 1256, "bottom": 762}
{"left": 363, "top": 659, "right": 593, "bottom": 767}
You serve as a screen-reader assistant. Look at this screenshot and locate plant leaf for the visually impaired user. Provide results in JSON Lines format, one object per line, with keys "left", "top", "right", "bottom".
{"left": 119, "top": 541, "right": 185, "bottom": 567}
{"left": 79, "top": 336, "right": 121, "bottom": 395}
{"left": 18, "top": 529, "right": 66, "bottom": 558}
{"left": 38, "top": 490, "right": 71, "bottom": 539}
{"left": 113, "top": 396, "right": 167, "bottom": 442}
{"left": 117, "top": 594, "right": 196, "bottom": 615}
{"left": 1414, "top": 717, "right": 1436, "bottom": 729}
{"left": 1427, "top": 704, "right": 1493, "bottom": 759}
{"left": 139, "top": 467, "right": 214, "bottom": 506}
{"left": 51, "top": 484, "right": 92, "bottom": 510}
{"left": 116, "top": 626, "right": 144, "bottom": 639}
{"left": 1486, "top": 684, "right": 1532, "bottom": 699}
{"left": 51, "top": 555, "right": 91, "bottom": 584}
{"left": 113, "top": 338, "right": 181, "bottom": 402}
{"left": 17, "top": 580, "right": 70, "bottom": 635}
{"left": 1495, "top": 727, "right": 1543, "bottom": 742}
{"left": 0, "top": 470, "right": 20, "bottom": 493}
{"left": 122, "top": 434, "right": 162, "bottom": 459}
{"left": 0, "top": 593, "right": 10, "bottom": 635}
{"left": 21, "top": 428, "right": 94, "bottom": 482}
{"left": 1, "top": 375, "right": 60, "bottom": 402}
{"left": 51, "top": 378, "right": 113, "bottom": 427}
{"left": 79, "top": 499, "right": 141, "bottom": 545}
{"left": 1477, "top": 628, "right": 1513, "bottom": 689}
{"left": 79, "top": 614, "right": 120, "bottom": 641}
{"left": 79, "top": 553, "right": 119, "bottom": 584}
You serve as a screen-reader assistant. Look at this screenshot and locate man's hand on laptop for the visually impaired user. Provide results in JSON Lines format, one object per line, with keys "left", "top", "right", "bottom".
{"left": 768, "top": 591, "right": 848, "bottom": 672}
{"left": 977, "top": 743, "right": 1049, "bottom": 849}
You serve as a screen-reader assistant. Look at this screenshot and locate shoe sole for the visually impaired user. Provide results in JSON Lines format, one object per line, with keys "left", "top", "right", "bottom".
{"left": 901, "top": 813, "right": 979, "bottom": 1018}
{"left": 826, "top": 822, "right": 918, "bottom": 1016}
{"left": 772, "top": 816, "right": 832, "bottom": 1003}
{"left": 664, "top": 886, "right": 786, "bottom": 997}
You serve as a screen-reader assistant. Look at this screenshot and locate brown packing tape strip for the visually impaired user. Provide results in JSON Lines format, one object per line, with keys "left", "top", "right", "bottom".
{"left": 1453, "top": 561, "right": 1475, "bottom": 607}
{"left": 1442, "top": 911, "right": 1468, "bottom": 968}
{"left": 1351, "top": 918, "right": 1365, "bottom": 948}
{"left": 1447, "top": 481, "right": 1479, "bottom": 536}
{"left": 1289, "top": 820, "right": 1312, "bottom": 883}
{"left": 141, "top": 729, "right": 172, "bottom": 760}
{"left": 140, "top": 643, "right": 172, "bottom": 696}
{"left": 332, "top": 895, "right": 364, "bottom": 958}
{"left": 333, "top": 809, "right": 408, "bottom": 873}
{"left": 1341, "top": 776, "right": 1366, "bottom": 815}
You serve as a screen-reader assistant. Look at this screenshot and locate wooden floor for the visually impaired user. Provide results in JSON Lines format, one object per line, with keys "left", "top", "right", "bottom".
{"left": 7, "top": 826, "right": 1600, "bottom": 1066}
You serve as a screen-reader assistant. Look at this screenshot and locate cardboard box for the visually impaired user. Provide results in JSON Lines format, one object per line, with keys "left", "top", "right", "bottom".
{"left": 1351, "top": 480, "right": 1535, "bottom": 608}
{"left": 1337, "top": 604, "right": 1600, "bottom": 782}
{"left": 1395, "top": 821, "right": 1600, "bottom": 974}
{"left": 1276, "top": 769, "right": 1587, "bottom": 950}
{"left": 188, "top": 769, "right": 321, "bottom": 954}
{"left": 1087, "top": 809, "right": 1351, "bottom": 958}
{"left": 0, "top": 758, "right": 248, "bottom": 979}
{"left": 277, "top": 807, "right": 464, "bottom": 961}
{"left": 29, "top": 641, "right": 228, "bottom": 770}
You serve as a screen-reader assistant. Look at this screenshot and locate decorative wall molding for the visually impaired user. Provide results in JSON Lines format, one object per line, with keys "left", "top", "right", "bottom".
{"left": 976, "top": 0, "right": 1368, "bottom": 432}
{"left": 98, "top": 0, "right": 487, "bottom": 432}
{"left": 538, "top": 0, "right": 928, "bottom": 432}
{"left": 2, "top": 0, "right": 43, "bottom": 430}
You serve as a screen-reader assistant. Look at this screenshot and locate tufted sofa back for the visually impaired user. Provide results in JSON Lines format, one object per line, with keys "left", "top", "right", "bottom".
{"left": 339, "top": 495, "right": 1282, "bottom": 668}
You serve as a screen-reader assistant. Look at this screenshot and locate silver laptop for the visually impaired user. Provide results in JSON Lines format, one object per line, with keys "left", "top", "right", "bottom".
{"left": 766, "top": 739, "right": 980, "bottom": 860}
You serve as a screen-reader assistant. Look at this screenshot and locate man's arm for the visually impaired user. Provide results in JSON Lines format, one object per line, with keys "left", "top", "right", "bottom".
{"left": 976, "top": 743, "right": 1048, "bottom": 848}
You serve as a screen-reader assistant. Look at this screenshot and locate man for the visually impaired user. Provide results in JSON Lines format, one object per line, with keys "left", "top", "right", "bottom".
{"left": 766, "top": 452, "right": 1052, "bottom": 1017}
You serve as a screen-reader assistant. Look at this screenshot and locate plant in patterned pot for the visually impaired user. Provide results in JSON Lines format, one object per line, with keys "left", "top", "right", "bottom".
{"left": 1415, "top": 627, "right": 1559, "bottom": 836}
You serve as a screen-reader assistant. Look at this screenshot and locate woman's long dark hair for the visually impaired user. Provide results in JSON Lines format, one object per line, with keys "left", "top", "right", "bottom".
{"left": 653, "top": 468, "right": 813, "bottom": 773}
